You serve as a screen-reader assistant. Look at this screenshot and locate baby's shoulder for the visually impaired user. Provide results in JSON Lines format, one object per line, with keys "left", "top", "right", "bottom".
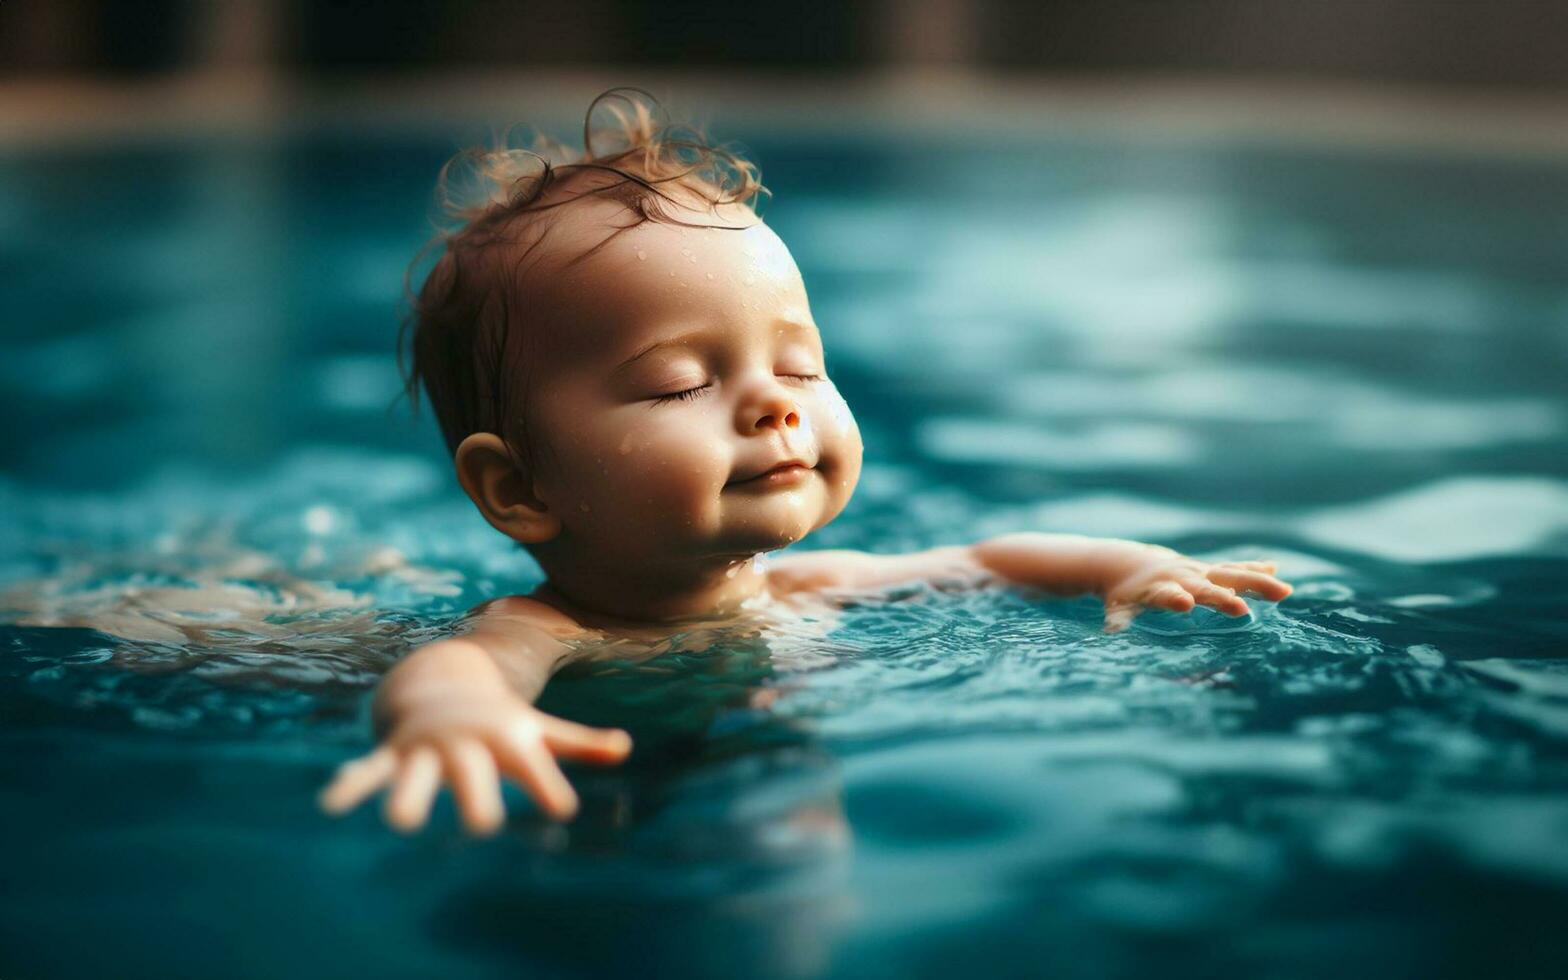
{"left": 471, "top": 594, "right": 589, "bottom": 641}
{"left": 471, "top": 593, "right": 674, "bottom": 647}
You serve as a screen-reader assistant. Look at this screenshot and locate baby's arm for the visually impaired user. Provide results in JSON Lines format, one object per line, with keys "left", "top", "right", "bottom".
{"left": 318, "top": 608, "right": 630, "bottom": 835}
{"left": 770, "top": 532, "right": 1291, "bottom": 632}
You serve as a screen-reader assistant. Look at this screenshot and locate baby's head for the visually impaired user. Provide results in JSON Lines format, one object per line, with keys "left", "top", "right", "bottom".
{"left": 403, "top": 91, "right": 863, "bottom": 589}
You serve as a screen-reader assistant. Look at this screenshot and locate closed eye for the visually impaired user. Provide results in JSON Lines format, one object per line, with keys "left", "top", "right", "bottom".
{"left": 652, "top": 383, "right": 711, "bottom": 405}
{"left": 650, "top": 374, "right": 823, "bottom": 407}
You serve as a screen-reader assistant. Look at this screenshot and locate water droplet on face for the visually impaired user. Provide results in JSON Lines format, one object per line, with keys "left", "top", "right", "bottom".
{"left": 618, "top": 432, "right": 636, "bottom": 455}
{"left": 668, "top": 270, "right": 677, "bottom": 278}
{"left": 579, "top": 502, "right": 591, "bottom": 512}
{"left": 636, "top": 250, "right": 647, "bottom": 261}
{"left": 705, "top": 272, "right": 715, "bottom": 280}
{"left": 725, "top": 564, "right": 740, "bottom": 579}
{"left": 680, "top": 247, "right": 692, "bottom": 257}
{"left": 742, "top": 273, "right": 756, "bottom": 286}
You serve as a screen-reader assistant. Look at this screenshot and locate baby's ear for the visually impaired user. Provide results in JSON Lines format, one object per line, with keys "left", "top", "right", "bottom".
{"left": 453, "top": 433, "right": 562, "bottom": 545}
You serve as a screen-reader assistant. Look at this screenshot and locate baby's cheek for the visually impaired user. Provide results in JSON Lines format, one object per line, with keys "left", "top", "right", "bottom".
{"left": 817, "top": 382, "right": 857, "bottom": 440}
{"left": 815, "top": 383, "right": 863, "bottom": 502}
{"left": 817, "top": 385, "right": 862, "bottom": 462}
{"left": 606, "top": 430, "right": 727, "bottom": 506}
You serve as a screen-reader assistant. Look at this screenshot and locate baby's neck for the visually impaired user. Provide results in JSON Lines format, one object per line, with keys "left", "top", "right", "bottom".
{"left": 528, "top": 553, "right": 772, "bottom": 630}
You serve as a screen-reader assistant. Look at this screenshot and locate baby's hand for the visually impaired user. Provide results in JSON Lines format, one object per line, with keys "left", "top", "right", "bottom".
{"left": 318, "top": 689, "right": 631, "bottom": 835}
{"left": 1101, "top": 550, "right": 1292, "bottom": 633}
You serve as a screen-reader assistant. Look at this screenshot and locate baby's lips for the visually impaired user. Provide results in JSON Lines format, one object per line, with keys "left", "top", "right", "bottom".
{"left": 728, "top": 456, "right": 815, "bottom": 484}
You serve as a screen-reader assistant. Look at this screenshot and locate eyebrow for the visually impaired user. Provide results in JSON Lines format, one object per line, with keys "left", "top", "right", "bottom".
{"left": 612, "top": 320, "right": 817, "bottom": 374}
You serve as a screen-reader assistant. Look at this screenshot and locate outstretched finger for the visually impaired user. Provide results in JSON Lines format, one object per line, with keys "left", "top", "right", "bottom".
{"left": 1182, "top": 579, "right": 1248, "bottom": 617}
{"left": 320, "top": 746, "right": 398, "bottom": 815}
{"left": 1104, "top": 600, "right": 1140, "bottom": 634}
{"left": 440, "top": 738, "right": 506, "bottom": 837}
{"left": 1145, "top": 580, "right": 1197, "bottom": 614}
{"left": 1231, "top": 560, "right": 1278, "bottom": 574}
{"left": 540, "top": 716, "right": 633, "bottom": 765}
{"left": 384, "top": 746, "right": 442, "bottom": 833}
{"left": 492, "top": 729, "right": 579, "bottom": 821}
{"left": 1207, "top": 566, "right": 1292, "bottom": 601}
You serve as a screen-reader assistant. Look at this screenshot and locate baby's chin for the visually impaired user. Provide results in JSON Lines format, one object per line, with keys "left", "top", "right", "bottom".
{"left": 705, "top": 503, "right": 830, "bottom": 556}
{"left": 705, "top": 521, "right": 818, "bottom": 558}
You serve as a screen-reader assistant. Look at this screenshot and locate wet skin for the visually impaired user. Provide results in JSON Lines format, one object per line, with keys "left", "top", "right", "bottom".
{"left": 458, "top": 195, "right": 864, "bottom": 629}
{"left": 320, "top": 193, "right": 1293, "bottom": 836}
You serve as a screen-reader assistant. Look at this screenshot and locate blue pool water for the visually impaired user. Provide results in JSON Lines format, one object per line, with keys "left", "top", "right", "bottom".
{"left": 2, "top": 117, "right": 1567, "bottom": 979}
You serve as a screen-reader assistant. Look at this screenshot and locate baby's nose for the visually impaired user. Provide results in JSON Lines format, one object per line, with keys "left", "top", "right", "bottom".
{"left": 742, "top": 389, "right": 801, "bottom": 433}
{"left": 754, "top": 403, "right": 799, "bottom": 431}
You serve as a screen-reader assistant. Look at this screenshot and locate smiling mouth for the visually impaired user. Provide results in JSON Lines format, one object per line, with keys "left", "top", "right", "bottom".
{"left": 727, "top": 462, "right": 813, "bottom": 488}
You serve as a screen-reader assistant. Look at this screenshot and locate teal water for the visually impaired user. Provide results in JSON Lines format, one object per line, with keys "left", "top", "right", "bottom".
{"left": 2, "top": 123, "right": 1567, "bottom": 979}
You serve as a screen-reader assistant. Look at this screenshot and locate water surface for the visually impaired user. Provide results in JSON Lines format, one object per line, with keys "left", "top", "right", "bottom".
{"left": 2, "top": 122, "right": 1567, "bottom": 979}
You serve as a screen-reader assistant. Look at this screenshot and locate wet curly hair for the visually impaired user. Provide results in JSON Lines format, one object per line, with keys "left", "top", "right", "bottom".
{"left": 398, "top": 87, "right": 768, "bottom": 477}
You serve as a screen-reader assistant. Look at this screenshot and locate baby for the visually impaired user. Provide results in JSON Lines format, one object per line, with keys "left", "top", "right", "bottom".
{"left": 319, "top": 91, "right": 1292, "bottom": 836}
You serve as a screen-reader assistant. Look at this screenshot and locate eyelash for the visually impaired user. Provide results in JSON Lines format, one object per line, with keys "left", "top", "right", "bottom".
{"left": 653, "top": 374, "right": 825, "bottom": 405}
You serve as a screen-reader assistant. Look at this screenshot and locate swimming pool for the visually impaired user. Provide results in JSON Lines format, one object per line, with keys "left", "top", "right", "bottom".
{"left": 3, "top": 115, "right": 1567, "bottom": 979}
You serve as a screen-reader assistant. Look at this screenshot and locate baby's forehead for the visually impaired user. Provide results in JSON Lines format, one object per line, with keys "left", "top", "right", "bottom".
{"left": 523, "top": 199, "right": 809, "bottom": 367}
{"left": 539, "top": 193, "right": 779, "bottom": 270}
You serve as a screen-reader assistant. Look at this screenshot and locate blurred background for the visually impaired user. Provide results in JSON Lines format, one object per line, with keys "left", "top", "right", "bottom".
{"left": 3, "top": 0, "right": 1568, "bottom": 146}
{"left": 3, "top": 0, "right": 1566, "bottom": 486}
{"left": 4, "top": 5, "right": 1568, "bottom": 980}
{"left": 5, "top": 0, "right": 1568, "bottom": 85}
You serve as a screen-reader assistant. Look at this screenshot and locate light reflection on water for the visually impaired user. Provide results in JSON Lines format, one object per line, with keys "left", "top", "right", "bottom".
{"left": 2, "top": 126, "right": 1567, "bottom": 979}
